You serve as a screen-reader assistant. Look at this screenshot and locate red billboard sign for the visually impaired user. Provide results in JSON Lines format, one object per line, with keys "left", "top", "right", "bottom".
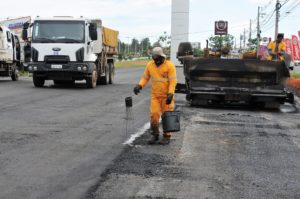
{"left": 292, "top": 35, "right": 300, "bottom": 60}
{"left": 284, "top": 38, "right": 294, "bottom": 61}
{"left": 215, "top": 21, "right": 228, "bottom": 35}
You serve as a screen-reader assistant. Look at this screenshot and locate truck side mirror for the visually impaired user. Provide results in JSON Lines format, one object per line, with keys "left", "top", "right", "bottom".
{"left": 22, "top": 22, "right": 30, "bottom": 41}
{"left": 89, "top": 23, "right": 98, "bottom": 41}
{"left": 22, "top": 29, "right": 28, "bottom": 41}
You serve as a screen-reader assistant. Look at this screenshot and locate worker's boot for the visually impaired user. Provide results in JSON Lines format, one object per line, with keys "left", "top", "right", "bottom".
{"left": 148, "top": 124, "right": 160, "bottom": 145}
{"left": 159, "top": 133, "right": 171, "bottom": 145}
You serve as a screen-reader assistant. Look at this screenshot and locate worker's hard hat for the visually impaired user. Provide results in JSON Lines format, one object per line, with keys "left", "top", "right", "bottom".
{"left": 152, "top": 47, "right": 167, "bottom": 58}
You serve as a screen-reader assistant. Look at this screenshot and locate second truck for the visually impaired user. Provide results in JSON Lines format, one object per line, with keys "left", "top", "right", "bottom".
{"left": 0, "top": 25, "right": 21, "bottom": 81}
{"left": 22, "top": 16, "right": 118, "bottom": 88}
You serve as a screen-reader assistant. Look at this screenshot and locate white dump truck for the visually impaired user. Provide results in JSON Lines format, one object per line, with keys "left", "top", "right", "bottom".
{"left": 0, "top": 25, "right": 20, "bottom": 81}
{"left": 22, "top": 16, "right": 118, "bottom": 88}
{"left": 0, "top": 16, "right": 31, "bottom": 68}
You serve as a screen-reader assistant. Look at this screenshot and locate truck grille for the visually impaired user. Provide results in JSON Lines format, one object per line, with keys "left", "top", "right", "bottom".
{"left": 44, "top": 55, "right": 70, "bottom": 63}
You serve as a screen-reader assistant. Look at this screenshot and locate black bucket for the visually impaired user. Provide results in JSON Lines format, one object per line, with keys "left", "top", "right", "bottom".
{"left": 161, "top": 111, "right": 181, "bottom": 133}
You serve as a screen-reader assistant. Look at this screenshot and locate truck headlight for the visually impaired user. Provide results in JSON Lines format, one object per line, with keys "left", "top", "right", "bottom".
{"left": 83, "top": 66, "right": 87, "bottom": 71}
{"left": 33, "top": 66, "right": 37, "bottom": 71}
{"left": 77, "top": 67, "right": 82, "bottom": 71}
{"left": 28, "top": 66, "right": 33, "bottom": 71}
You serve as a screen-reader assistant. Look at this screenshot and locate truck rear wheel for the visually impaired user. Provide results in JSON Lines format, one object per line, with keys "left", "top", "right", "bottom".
{"left": 11, "top": 69, "right": 19, "bottom": 81}
{"left": 108, "top": 63, "right": 115, "bottom": 84}
{"left": 33, "top": 74, "right": 45, "bottom": 87}
{"left": 97, "top": 64, "right": 109, "bottom": 85}
{"left": 86, "top": 66, "right": 97, "bottom": 88}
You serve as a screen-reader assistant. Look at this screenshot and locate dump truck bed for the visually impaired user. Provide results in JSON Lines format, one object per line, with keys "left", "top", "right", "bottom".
{"left": 102, "top": 27, "right": 119, "bottom": 55}
{"left": 179, "top": 58, "right": 293, "bottom": 106}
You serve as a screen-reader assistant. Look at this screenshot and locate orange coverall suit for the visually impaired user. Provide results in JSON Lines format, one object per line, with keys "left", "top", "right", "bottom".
{"left": 139, "top": 60, "right": 177, "bottom": 138}
{"left": 267, "top": 41, "right": 286, "bottom": 61}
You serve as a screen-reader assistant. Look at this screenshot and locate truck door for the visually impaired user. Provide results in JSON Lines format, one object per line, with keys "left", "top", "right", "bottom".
{"left": 11, "top": 33, "right": 16, "bottom": 61}
{"left": 0, "top": 27, "right": 4, "bottom": 50}
{"left": 14, "top": 35, "right": 21, "bottom": 62}
{"left": 6, "top": 31, "right": 13, "bottom": 61}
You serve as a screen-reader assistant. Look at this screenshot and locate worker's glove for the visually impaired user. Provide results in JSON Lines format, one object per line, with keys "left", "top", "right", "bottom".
{"left": 166, "top": 94, "right": 174, "bottom": 105}
{"left": 133, "top": 85, "right": 142, "bottom": 95}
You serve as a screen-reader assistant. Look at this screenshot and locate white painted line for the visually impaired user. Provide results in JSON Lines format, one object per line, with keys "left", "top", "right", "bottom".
{"left": 295, "top": 95, "right": 300, "bottom": 105}
{"left": 123, "top": 122, "right": 150, "bottom": 146}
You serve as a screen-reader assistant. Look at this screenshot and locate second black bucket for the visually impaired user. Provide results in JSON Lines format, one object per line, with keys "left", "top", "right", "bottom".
{"left": 161, "top": 111, "right": 180, "bottom": 133}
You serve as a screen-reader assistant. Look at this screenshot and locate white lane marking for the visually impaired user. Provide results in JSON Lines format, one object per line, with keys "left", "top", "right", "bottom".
{"left": 123, "top": 122, "right": 150, "bottom": 146}
{"left": 295, "top": 95, "right": 300, "bottom": 105}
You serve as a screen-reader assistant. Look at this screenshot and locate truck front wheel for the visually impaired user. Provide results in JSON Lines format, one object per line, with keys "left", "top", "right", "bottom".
{"left": 97, "top": 64, "right": 109, "bottom": 85}
{"left": 33, "top": 74, "right": 45, "bottom": 87}
{"left": 86, "top": 66, "right": 97, "bottom": 88}
{"left": 11, "top": 69, "right": 19, "bottom": 81}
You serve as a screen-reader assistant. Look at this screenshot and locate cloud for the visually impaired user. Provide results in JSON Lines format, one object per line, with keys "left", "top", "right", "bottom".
{"left": 1, "top": 0, "right": 299, "bottom": 45}
{"left": 247, "top": 0, "right": 271, "bottom": 4}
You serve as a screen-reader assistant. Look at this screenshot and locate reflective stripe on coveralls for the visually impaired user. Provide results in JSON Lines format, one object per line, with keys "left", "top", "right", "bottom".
{"left": 139, "top": 60, "right": 177, "bottom": 138}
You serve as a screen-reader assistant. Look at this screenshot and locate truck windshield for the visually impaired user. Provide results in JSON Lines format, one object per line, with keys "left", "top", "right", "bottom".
{"left": 32, "top": 21, "right": 85, "bottom": 43}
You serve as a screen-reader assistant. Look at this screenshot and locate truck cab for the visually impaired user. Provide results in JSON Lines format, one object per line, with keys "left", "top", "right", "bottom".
{"left": 23, "top": 16, "right": 117, "bottom": 88}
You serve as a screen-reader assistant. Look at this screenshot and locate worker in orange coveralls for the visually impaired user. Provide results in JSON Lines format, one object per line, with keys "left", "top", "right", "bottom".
{"left": 133, "top": 47, "right": 177, "bottom": 145}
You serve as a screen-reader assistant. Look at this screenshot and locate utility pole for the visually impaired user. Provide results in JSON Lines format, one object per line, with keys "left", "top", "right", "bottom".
{"left": 257, "top": 6, "right": 261, "bottom": 57}
{"left": 275, "top": 0, "right": 281, "bottom": 39}
{"left": 235, "top": 38, "right": 237, "bottom": 49}
{"left": 249, "top": 20, "right": 252, "bottom": 41}
{"left": 125, "top": 36, "right": 130, "bottom": 55}
{"left": 240, "top": 34, "right": 242, "bottom": 50}
{"left": 243, "top": 28, "right": 246, "bottom": 49}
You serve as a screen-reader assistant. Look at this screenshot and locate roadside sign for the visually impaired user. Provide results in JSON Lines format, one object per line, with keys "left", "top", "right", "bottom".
{"left": 263, "top": 37, "right": 268, "bottom": 42}
{"left": 215, "top": 21, "right": 228, "bottom": 35}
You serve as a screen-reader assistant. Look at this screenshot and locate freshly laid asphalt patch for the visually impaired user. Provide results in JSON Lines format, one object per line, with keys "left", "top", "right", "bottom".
{"left": 86, "top": 105, "right": 300, "bottom": 199}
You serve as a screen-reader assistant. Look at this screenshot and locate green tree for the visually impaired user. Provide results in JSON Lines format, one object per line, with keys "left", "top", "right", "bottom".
{"left": 152, "top": 41, "right": 162, "bottom": 48}
{"left": 248, "top": 38, "right": 259, "bottom": 50}
{"left": 193, "top": 48, "right": 204, "bottom": 57}
{"left": 153, "top": 31, "right": 171, "bottom": 56}
{"left": 130, "top": 38, "right": 140, "bottom": 55}
{"left": 140, "top": 38, "right": 151, "bottom": 56}
{"left": 208, "top": 34, "right": 235, "bottom": 50}
{"left": 158, "top": 31, "right": 171, "bottom": 47}
{"left": 117, "top": 41, "right": 126, "bottom": 60}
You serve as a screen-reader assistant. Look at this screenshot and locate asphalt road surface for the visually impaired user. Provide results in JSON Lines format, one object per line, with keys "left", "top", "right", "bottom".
{"left": 294, "top": 65, "right": 300, "bottom": 73}
{"left": 0, "top": 67, "right": 300, "bottom": 199}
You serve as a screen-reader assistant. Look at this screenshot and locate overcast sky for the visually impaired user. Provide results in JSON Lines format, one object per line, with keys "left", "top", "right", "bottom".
{"left": 0, "top": 0, "right": 299, "bottom": 46}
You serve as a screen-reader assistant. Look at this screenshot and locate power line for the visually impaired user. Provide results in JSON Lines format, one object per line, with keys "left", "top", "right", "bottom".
{"left": 281, "top": 0, "right": 300, "bottom": 19}
{"left": 261, "top": 9, "right": 276, "bottom": 27}
{"left": 281, "top": 0, "right": 291, "bottom": 6}
{"left": 261, "top": 0, "right": 275, "bottom": 11}
{"left": 120, "top": 23, "right": 249, "bottom": 41}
